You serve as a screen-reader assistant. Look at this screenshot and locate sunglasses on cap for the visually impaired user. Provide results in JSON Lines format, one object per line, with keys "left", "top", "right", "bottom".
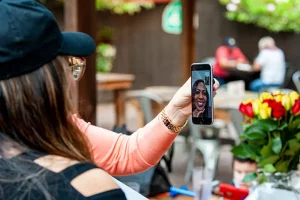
{"left": 68, "top": 57, "right": 86, "bottom": 81}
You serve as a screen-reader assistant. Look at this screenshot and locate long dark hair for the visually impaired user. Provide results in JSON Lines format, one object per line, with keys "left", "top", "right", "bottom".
{"left": 0, "top": 56, "right": 93, "bottom": 199}
{"left": 0, "top": 56, "right": 92, "bottom": 161}
{"left": 192, "top": 79, "right": 210, "bottom": 118}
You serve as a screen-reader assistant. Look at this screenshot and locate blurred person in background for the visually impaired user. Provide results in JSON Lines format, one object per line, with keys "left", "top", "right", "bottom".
{"left": 213, "top": 37, "right": 249, "bottom": 85}
{"left": 250, "top": 36, "right": 286, "bottom": 92}
{"left": 232, "top": 157, "right": 257, "bottom": 190}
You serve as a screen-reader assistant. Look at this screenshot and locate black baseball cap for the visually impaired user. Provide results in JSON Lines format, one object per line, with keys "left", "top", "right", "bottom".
{"left": 0, "top": 0, "right": 96, "bottom": 80}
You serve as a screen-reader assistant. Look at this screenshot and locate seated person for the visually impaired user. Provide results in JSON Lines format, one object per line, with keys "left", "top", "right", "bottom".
{"left": 213, "top": 37, "right": 249, "bottom": 86}
{"left": 250, "top": 36, "right": 286, "bottom": 92}
{"left": 232, "top": 157, "right": 258, "bottom": 190}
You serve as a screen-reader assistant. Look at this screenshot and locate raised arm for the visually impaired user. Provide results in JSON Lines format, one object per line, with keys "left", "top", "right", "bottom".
{"left": 74, "top": 115, "right": 177, "bottom": 176}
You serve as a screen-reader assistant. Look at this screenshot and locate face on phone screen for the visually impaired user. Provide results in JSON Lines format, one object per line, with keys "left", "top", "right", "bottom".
{"left": 191, "top": 63, "right": 214, "bottom": 125}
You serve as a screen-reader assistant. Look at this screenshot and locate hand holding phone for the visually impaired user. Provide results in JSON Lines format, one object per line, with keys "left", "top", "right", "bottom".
{"left": 191, "top": 63, "right": 214, "bottom": 125}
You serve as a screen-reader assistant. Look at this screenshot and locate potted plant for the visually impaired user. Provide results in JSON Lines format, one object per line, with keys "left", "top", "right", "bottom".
{"left": 96, "top": 42, "right": 117, "bottom": 73}
{"left": 96, "top": 26, "right": 117, "bottom": 73}
{"left": 231, "top": 90, "right": 300, "bottom": 187}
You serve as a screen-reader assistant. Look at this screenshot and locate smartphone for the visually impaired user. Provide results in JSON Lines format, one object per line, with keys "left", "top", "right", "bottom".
{"left": 191, "top": 63, "right": 214, "bottom": 125}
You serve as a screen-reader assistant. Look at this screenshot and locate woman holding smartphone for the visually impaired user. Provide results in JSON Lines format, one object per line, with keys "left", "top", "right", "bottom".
{"left": 74, "top": 76, "right": 219, "bottom": 176}
{"left": 0, "top": 3, "right": 220, "bottom": 198}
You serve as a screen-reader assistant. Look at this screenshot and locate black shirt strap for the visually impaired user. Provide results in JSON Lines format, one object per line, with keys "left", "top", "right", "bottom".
{"left": 59, "top": 162, "right": 98, "bottom": 181}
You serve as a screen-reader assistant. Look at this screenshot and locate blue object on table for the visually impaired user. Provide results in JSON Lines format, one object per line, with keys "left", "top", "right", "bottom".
{"left": 170, "top": 185, "right": 195, "bottom": 197}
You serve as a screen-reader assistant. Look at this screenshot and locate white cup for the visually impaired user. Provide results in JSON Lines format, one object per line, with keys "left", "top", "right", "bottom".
{"left": 193, "top": 167, "right": 213, "bottom": 200}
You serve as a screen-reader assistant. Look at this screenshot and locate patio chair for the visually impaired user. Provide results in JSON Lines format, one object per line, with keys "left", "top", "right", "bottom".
{"left": 293, "top": 71, "right": 300, "bottom": 93}
{"left": 126, "top": 90, "right": 175, "bottom": 173}
{"left": 184, "top": 117, "right": 229, "bottom": 183}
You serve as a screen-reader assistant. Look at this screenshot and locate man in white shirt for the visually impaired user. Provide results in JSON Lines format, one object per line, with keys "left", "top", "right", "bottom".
{"left": 250, "top": 36, "right": 286, "bottom": 92}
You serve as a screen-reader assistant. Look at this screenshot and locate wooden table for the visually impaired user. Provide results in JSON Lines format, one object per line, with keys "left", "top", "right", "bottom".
{"left": 97, "top": 73, "right": 135, "bottom": 126}
{"left": 224, "top": 67, "right": 260, "bottom": 90}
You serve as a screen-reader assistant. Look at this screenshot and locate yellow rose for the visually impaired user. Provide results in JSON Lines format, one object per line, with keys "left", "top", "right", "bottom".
{"left": 282, "top": 94, "right": 291, "bottom": 111}
{"left": 273, "top": 90, "right": 282, "bottom": 96}
{"left": 252, "top": 99, "right": 260, "bottom": 115}
{"left": 242, "top": 99, "right": 252, "bottom": 104}
{"left": 260, "top": 92, "right": 273, "bottom": 101}
{"left": 274, "top": 94, "right": 282, "bottom": 102}
{"left": 259, "top": 103, "right": 272, "bottom": 119}
{"left": 290, "top": 91, "right": 300, "bottom": 106}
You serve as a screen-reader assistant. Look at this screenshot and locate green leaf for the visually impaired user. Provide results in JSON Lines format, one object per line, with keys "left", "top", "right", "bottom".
{"left": 242, "top": 126, "right": 267, "bottom": 140}
{"left": 259, "top": 155, "right": 280, "bottom": 167}
{"left": 289, "top": 118, "right": 300, "bottom": 133}
{"left": 242, "top": 172, "right": 257, "bottom": 183}
{"left": 296, "top": 132, "right": 300, "bottom": 141}
{"left": 248, "top": 139, "right": 266, "bottom": 148}
{"left": 279, "top": 123, "right": 288, "bottom": 131}
{"left": 260, "top": 139, "right": 273, "bottom": 158}
{"left": 231, "top": 144, "right": 250, "bottom": 159}
{"left": 264, "top": 164, "right": 276, "bottom": 173}
{"left": 275, "top": 160, "right": 289, "bottom": 173}
{"left": 272, "top": 131, "right": 281, "bottom": 138}
{"left": 288, "top": 139, "right": 300, "bottom": 152}
{"left": 257, "top": 173, "right": 268, "bottom": 184}
{"left": 243, "top": 143, "right": 261, "bottom": 161}
{"left": 284, "top": 149, "right": 295, "bottom": 156}
{"left": 253, "top": 119, "right": 278, "bottom": 132}
{"left": 246, "top": 144, "right": 261, "bottom": 156}
{"left": 272, "top": 137, "right": 282, "bottom": 154}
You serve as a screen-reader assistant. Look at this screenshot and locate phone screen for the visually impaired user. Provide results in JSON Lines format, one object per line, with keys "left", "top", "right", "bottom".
{"left": 191, "top": 63, "right": 214, "bottom": 125}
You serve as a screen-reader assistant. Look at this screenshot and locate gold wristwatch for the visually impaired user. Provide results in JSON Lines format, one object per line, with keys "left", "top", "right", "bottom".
{"left": 159, "top": 109, "right": 188, "bottom": 133}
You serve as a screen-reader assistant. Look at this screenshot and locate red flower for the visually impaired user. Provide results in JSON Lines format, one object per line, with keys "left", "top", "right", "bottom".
{"left": 292, "top": 100, "right": 300, "bottom": 115}
{"left": 239, "top": 102, "right": 254, "bottom": 118}
{"left": 263, "top": 99, "right": 275, "bottom": 105}
{"left": 263, "top": 99, "right": 286, "bottom": 118}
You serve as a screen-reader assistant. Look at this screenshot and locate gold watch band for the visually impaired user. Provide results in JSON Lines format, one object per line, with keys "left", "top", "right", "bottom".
{"left": 159, "top": 109, "right": 188, "bottom": 133}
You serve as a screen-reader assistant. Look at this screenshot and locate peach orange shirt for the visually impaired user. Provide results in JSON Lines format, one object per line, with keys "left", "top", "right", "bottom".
{"left": 75, "top": 116, "right": 177, "bottom": 176}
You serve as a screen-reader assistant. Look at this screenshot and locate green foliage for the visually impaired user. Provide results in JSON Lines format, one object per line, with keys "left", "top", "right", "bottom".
{"left": 219, "top": 0, "right": 300, "bottom": 33}
{"left": 44, "top": 0, "right": 155, "bottom": 15}
{"left": 96, "top": 0, "right": 155, "bottom": 15}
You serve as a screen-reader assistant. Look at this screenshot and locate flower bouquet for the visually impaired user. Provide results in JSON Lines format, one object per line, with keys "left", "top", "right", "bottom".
{"left": 231, "top": 90, "right": 300, "bottom": 185}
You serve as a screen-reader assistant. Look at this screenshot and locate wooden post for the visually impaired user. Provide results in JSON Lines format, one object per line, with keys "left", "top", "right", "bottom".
{"left": 64, "top": 0, "right": 97, "bottom": 124}
{"left": 180, "top": 0, "right": 195, "bottom": 84}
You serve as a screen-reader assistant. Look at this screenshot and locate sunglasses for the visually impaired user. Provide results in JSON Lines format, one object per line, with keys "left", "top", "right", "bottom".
{"left": 68, "top": 57, "right": 86, "bottom": 81}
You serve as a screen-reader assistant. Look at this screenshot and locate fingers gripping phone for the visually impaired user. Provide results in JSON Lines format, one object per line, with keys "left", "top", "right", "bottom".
{"left": 191, "top": 63, "right": 214, "bottom": 125}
